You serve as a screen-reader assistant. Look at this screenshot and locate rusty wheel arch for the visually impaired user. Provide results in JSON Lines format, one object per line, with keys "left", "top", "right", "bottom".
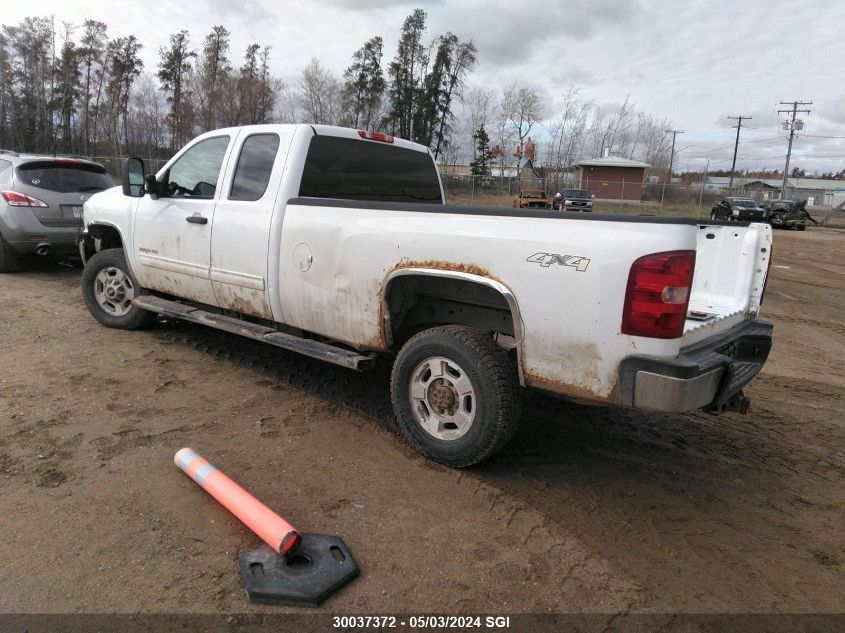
{"left": 381, "top": 267, "right": 526, "bottom": 386}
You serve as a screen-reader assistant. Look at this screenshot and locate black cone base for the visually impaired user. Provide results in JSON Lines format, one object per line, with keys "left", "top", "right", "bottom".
{"left": 237, "top": 534, "right": 359, "bottom": 607}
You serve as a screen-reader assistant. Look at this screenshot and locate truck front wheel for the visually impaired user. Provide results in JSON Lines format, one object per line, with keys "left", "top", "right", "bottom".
{"left": 390, "top": 325, "right": 521, "bottom": 467}
{"left": 81, "top": 248, "right": 155, "bottom": 330}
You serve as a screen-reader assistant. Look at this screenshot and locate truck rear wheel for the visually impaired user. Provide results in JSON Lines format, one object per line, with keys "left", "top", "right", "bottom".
{"left": 81, "top": 248, "right": 155, "bottom": 330}
{"left": 390, "top": 325, "right": 521, "bottom": 467}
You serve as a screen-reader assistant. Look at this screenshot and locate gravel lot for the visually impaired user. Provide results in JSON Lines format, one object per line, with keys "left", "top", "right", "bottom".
{"left": 0, "top": 228, "right": 843, "bottom": 620}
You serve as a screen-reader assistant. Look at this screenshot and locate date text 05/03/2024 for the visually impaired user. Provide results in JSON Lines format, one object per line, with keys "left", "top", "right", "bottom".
{"left": 332, "top": 615, "right": 511, "bottom": 629}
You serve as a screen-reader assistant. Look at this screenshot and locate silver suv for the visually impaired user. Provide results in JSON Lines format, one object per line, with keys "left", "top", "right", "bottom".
{"left": 0, "top": 151, "right": 114, "bottom": 271}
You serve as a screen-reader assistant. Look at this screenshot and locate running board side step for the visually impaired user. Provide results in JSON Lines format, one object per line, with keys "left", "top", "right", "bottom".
{"left": 132, "top": 295, "right": 376, "bottom": 371}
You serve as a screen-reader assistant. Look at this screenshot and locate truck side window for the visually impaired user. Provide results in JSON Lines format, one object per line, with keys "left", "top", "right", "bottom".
{"left": 299, "top": 136, "right": 442, "bottom": 204}
{"left": 166, "top": 136, "right": 230, "bottom": 199}
{"left": 229, "top": 134, "right": 280, "bottom": 201}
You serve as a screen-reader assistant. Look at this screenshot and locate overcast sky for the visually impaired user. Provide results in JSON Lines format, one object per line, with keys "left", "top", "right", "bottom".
{"left": 5, "top": 0, "right": 845, "bottom": 173}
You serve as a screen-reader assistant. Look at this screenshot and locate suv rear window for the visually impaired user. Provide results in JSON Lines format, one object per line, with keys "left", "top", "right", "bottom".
{"left": 17, "top": 161, "right": 113, "bottom": 193}
{"left": 299, "top": 136, "right": 442, "bottom": 204}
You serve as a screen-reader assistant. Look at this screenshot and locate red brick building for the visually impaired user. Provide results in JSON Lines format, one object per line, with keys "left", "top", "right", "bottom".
{"left": 574, "top": 156, "right": 651, "bottom": 200}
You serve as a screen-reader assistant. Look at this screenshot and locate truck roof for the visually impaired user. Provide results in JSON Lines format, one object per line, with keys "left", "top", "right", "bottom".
{"left": 187, "top": 124, "right": 432, "bottom": 155}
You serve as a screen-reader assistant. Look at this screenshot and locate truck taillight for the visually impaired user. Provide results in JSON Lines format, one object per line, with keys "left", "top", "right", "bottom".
{"left": 1, "top": 190, "right": 49, "bottom": 207}
{"left": 357, "top": 130, "right": 394, "bottom": 143}
{"left": 621, "top": 250, "right": 695, "bottom": 339}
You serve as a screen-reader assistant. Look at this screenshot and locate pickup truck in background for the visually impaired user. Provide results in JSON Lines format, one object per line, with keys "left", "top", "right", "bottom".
{"left": 711, "top": 197, "right": 768, "bottom": 222}
{"left": 553, "top": 188, "right": 593, "bottom": 212}
{"left": 78, "top": 124, "right": 774, "bottom": 467}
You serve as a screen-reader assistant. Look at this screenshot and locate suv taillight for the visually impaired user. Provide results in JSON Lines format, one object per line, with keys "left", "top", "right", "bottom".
{"left": 621, "top": 250, "right": 696, "bottom": 339}
{"left": 1, "top": 190, "right": 49, "bottom": 207}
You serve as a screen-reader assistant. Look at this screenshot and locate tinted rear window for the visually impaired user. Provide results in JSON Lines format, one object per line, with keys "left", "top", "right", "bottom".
{"left": 299, "top": 136, "right": 442, "bottom": 204}
{"left": 17, "top": 161, "right": 113, "bottom": 193}
{"left": 230, "top": 133, "right": 280, "bottom": 201}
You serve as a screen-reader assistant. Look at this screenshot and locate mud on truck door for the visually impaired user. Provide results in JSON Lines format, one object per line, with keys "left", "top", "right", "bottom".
{"left": 132, "top": 134, "right": 232, "bottom": 307}
{"left": 208, "top": 131, "right": 293, "bottom": 320}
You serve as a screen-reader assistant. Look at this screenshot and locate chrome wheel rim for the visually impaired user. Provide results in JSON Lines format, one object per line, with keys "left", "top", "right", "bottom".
{"left": 93, "top": 266, "right": 135, "bottom": 317}
{"left": 409, "top": 356, "right": 476, "bottom": 441}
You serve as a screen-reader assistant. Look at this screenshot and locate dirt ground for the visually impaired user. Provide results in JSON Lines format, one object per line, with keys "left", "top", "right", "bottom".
{"left": 0, "top": 228, "right": 843, "bottom": 621}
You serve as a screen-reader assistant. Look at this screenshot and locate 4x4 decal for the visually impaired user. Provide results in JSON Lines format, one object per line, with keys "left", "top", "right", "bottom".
{"left": 526, "top": 252, "right": 591, "bottom": 272}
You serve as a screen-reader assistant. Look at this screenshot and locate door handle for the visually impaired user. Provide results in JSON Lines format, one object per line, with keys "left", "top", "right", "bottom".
{"left": 186, "top": 215, "right": 208, "bottom": 225}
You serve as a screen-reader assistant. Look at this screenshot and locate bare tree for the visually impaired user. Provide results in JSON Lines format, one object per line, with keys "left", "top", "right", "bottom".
{"left": 501, "top": 84, "right": 542, "bottom": 172}
{"left": 299, "top": 57, "right": 341, "bottom": 125}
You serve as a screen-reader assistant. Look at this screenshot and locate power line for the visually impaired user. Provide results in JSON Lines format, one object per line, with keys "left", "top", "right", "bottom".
{"left": 777, "top": 100, "right": 812, "bottom": 199}
{"left": 727, "top": 115, "right": 751, "bottom": 188}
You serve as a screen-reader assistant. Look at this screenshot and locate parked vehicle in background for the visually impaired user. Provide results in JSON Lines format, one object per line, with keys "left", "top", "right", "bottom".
{"left": 553, "top": 188, "right": 593, "bottom": 212}
{"left": 711, "top": 197, "right": 767, "bottom": 222}
{"left": 762, "top": 199, "right": 817, "bottom": 231}
{"left": 78, "top": 124, "right": 773, "bottom": 467}
{"left": 513, "top": 188, "right": 551, "bottom": 209}
{"left": 0, "top": 151, "right": 113, "bottom": 272}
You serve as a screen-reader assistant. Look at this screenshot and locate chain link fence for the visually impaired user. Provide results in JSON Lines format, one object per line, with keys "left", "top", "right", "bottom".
{"left": 440, "top": 174, "right": 840, "bottom": 223}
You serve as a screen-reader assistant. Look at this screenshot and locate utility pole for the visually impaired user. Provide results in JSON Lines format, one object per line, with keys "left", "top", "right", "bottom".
{"left": 665, "top": 129, "right": 683, "bottom": 183}
{"left": 777, "top": 100, "right": 812, "bottom": 200}
{"left": 727, "top": 115, "right": 751, "bottom": 190}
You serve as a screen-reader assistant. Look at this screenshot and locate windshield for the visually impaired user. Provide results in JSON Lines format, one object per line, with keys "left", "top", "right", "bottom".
{"left": 563, "top": 189, "right": 589, "bottom": 198}
{"left": 17, "top": 161, "right": 113, "bottom": 193}
{"left": 731, "top": 199, "right": 758, "bottom": 208}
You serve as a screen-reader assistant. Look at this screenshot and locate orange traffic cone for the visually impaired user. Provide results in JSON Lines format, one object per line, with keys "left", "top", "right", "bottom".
{"left": 174, "top": 447, "right": 301, "bottom": 554}
{"left": 174, "top": 447, "right": 359, "bottom": 606}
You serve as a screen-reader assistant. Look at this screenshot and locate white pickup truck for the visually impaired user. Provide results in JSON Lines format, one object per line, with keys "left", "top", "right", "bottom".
{"left": 79, "top": 124, "right": 773, "bottom": 466}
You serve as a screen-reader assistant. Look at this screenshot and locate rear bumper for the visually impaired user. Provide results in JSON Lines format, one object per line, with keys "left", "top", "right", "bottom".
{"left": 1, "top": 209, "right": 82, "bottom": 254}
{"left": 616, "top": 320, "right": 773, "bottom": 413}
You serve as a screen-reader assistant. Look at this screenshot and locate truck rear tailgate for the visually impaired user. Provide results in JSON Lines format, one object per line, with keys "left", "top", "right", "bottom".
{"left": 682, "top": 221, "right": 772, "bottom": 346}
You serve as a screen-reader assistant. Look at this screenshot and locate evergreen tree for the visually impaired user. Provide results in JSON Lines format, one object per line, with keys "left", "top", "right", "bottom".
{"left": 157, "top": 30, "right": 196, "bottom": 149}
{"left": 387, "top": 9, "right": 427, "bottom": 140}
{"left": 195, "top": 25, "right": 230, "bottom": 131}
{"left": 341, "top": 36, "right": 384, "bottom": 130}
{"left": 470, "top": 124, "right": 492, "bottom": 176}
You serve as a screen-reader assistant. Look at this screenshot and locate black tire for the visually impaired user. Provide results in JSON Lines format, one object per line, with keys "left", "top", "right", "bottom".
{"left": 390, "top": 325, "right": 521, "bottom": 467}
{"left": 797, "top": 224, "right": 806, "bottom": 231}
{"left": 710, "top": 211, "right": 718, "bottom": 221}
{"left": 0, "top": 233, "right": 21, "bottom": 273}
{"left": 81, "top": 248, "right": 155, "bottom": 330}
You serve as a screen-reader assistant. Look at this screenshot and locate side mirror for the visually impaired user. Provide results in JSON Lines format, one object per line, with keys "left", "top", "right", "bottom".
{"left": 122, "top": 157, "right": 145, "bottom": 197}
{"left": 144, "top": 174, "right": 161, "bottom": 200}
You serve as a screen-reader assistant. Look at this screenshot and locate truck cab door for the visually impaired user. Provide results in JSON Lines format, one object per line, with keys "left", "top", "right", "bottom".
{"left": 210, "top": 130, "right": 293, "bottom": 320}
{"left": 132, "top": 134, "right": 232, "bottom": 306}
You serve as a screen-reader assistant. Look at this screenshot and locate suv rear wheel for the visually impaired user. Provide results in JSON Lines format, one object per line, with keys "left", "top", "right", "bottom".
{"left": 0, "top": 233, "right": 21, "bottom": 273}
